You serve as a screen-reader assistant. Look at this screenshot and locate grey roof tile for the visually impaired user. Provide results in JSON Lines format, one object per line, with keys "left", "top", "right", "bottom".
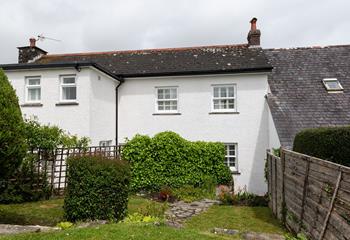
{"left": 265, "top": 45, "right": 350, "bottom": 147}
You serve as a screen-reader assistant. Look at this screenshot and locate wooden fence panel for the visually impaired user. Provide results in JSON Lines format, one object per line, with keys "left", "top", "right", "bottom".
{"left": 28, "top": 145, "right": 122, "bottom": 196}
{"left": 267, "top": 149, "right": 350, "bottom": 240}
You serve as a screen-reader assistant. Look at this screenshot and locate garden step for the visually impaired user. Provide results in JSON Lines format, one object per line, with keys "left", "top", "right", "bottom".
{"left": 0, "top": 224, "right": 58, "bottom": 235}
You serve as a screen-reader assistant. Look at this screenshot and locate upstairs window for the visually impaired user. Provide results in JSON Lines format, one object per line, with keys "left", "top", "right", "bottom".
{"left": 156, "top": 87, "right": 178, "bottom": 113}
{"left": 212, "top": 85, "right": 236, "bottom": 112}
{"left": 323, "top": 78, "right": 343, "bottom": 92}
{"left": 224, "top": 143, "right": 237, "bottom": 172}
{"left": 25, "top": 76, "right": 41, "bottom": 102}
{"left": 60, "top": 75, "right": 77, "bottom": 101}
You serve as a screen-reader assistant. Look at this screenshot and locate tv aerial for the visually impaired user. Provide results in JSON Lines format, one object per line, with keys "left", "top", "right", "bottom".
{"left": 37, "top": 34, "right": 61, "bottom": 42}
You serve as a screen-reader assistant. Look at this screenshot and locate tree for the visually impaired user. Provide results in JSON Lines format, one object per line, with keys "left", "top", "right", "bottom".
{"left": 0, "top": 69, "right": 27, "bottom": 183}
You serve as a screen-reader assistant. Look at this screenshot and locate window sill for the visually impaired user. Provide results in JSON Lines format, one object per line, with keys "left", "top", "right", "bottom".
{"left": 209, "top": 111, "right": 239, "bottom": 115}
{"left": 152, "top": 113, "right": 181, "bottom": 116}
{"left": 231, "top": 171, "right": 241, "bottom": 175}
{"left": 20, "top": 103, "right": 43, "bottom": 107}
{"left": 56, "top": 102, "right": 79, "bottom": 106}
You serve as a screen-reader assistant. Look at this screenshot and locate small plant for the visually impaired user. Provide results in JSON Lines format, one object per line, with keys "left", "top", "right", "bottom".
{"left": 323, "top": 183, "right": 334, "bottom": 197}
{"left": 285, "top": 233, "right": 308, "bottom": 240}
{"left": 218, "top": 188, "right": 268, "bottom": 206}
{"left": 138, "top": 201, "right": 168, "bottom": 218}
{"left": 123, "top": 213, "right": 160, "bottom": 224}
{"left": 158, "top": 186, "right": 173, "bottom": 202}
{"left": 57, "top": 221, "right": 73, "bottom": 230}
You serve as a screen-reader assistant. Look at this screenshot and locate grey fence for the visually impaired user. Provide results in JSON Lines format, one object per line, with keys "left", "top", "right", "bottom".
{"left": 267, "top": 149, "right": 350, "bottom": 240}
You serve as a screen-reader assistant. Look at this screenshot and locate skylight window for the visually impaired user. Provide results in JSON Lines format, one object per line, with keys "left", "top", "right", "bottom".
{"left": 322, "top": 78, "right": 343, "bottom": 92}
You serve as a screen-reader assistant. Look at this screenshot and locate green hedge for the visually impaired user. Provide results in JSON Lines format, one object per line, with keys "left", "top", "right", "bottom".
{"left": 122, "top": 131, "right": 232, "bottom": 191}
{"left": 64, "top": 155, "right": 130, "bottom": 222}
{"left": 0, "top": 69, "right": 27, "bottom": 183}
{"left": 293, "top": 126, "right": 350, "bottom": 166}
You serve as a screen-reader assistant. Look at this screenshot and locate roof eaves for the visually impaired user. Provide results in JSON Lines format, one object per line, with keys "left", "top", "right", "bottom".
{"left": 0, "top": 62, "right": 122, "bottom": 81}
{"left": 121, "top": 66, "right": 273, "bottom": 78}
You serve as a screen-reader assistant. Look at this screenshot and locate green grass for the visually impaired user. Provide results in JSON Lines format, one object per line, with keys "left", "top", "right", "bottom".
{"left": 0, "top": 197, "right": 285, "bottom": 240}
{"left": 0, "top": 196, "right": 166, "bottom": 226}
{"left": 186, "top": 205, "right": 285, "bottom": 234}
{"left": 0, "top": 223, "right": 224, "bottom": 240}
{"left": 0, "top": 198, "right": 64, "bottom": 226}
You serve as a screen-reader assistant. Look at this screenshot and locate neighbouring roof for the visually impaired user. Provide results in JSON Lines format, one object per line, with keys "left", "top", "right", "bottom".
{"left": 265, "top": 45, "right": 350, "bottom": 147}
{"left": 28, "top": 44, "right": 272, "bottom": 77}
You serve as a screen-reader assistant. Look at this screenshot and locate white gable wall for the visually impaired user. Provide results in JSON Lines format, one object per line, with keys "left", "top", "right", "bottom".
{"left": 5, "top": 68, "right": 117, "bottom": 145}
{"left": 89, "top": 69, "right": 118, "bottom": 145}
{"left": 118, "top": 73, "right": 270, "bottom": 194}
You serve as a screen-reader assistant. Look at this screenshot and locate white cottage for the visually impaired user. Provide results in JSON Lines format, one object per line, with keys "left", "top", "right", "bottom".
{"left": 1, "top": 18, "right": 281, "bottom": 194}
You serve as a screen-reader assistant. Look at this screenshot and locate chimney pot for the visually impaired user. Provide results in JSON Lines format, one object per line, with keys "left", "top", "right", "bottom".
{"left": 29, "top": 38, "right": 36, "bottom": 47}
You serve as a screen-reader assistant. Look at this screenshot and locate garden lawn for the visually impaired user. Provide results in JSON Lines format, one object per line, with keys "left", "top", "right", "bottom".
{"left": 0, "top": 196, "right": 164, "bottom": 226}
{"left": 186, "top": 205, "right": 285, "bottom": 234}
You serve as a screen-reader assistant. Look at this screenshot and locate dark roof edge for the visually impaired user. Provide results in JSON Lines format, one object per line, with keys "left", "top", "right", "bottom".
{"left": 0, "top": 62, "right": 272, "bottom": 79}
{"left": 121, "top": 66, "right": 273, "bottom": 78}
{"left": 17, "top": 46, "right": 48, "bottom": 54}
{"left": 0, "top": 62, "right": 123, "bottom": 81}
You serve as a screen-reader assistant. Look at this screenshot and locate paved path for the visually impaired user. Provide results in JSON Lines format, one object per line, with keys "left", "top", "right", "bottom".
{"left": 0, "top": 224, "right": 57, "bottom": 235}
{"left": 165, "top": 199, "right": 220, "bottom": 228}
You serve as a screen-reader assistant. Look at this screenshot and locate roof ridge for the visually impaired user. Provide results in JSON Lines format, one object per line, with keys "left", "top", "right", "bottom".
{"left": 265, "top": 43, "right": 350, "bottom": 51}
{"left": 42, "top": 43, "right": 249, "bottom": 58}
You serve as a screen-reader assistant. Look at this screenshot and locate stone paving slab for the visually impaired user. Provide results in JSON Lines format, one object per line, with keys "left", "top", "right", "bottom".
{"left": 165, "top": 199, "right": 221, "bottom": 228}
{"left": 0, "top": 224, "right": 58, "bottom": 235}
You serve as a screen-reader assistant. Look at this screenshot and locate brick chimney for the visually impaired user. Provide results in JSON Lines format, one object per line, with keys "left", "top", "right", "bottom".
{"left": 247, "top": 18, "right": 261, "bottom": 47}
{"left": 17, "top": 38, "right": 47, "bottom": 63}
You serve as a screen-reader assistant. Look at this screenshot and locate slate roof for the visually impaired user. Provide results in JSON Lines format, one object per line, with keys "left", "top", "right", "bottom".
{"left": 265, "top": 45, "right": 350, "bottom": 147}
{"left": 32, "top": 44, "right": 272, "bottom": 77}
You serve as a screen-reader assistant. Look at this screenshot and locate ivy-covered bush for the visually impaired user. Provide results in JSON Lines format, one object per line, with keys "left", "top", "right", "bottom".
{"left": 0, "top": 154, "right": 51, "bottom": 203}
{"left": 0, "top": 69, "right": 27, "bottom": 184}
{"left": 24, "top": 119, "right": 90, "bottom": 150}
{"left": 293, "top": 126, "right": 350, "bottom": 166}
{"left": 64, "top": 155, "right": 130, "bottom": 222}
{"left": 122, "top": 131, "right": 232, "bottom": 191}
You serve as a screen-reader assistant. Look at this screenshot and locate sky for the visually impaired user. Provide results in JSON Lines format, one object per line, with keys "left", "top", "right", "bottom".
{"left": 1, "top": 0, "right": 349, "bottom": 63}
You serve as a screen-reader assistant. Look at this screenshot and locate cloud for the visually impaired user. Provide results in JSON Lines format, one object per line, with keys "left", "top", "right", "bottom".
{"left": 0, "top": 0, "right": 349, "bottom": 63}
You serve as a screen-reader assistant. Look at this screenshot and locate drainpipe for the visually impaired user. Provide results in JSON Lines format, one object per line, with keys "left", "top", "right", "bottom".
{"left": 115, "top": 77, "right": 124, "bottom": 146}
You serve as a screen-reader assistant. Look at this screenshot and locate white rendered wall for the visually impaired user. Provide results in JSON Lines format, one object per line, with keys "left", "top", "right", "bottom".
{"left": 119, "top": 73, "right": 270, "bottom": 195}
{"left": 5, "top": 68, "right": 117, "bottom": 146}
{"left": 89, "top": 70, "right": 117, "bottom": 145}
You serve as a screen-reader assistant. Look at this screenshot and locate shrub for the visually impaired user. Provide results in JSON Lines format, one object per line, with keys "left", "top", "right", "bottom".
{"left": 122, "top": 131, "right": 232, "bottom": 192}
{"left": 24, "top": 118, "right": 90, "bottom": 150}
{"left": 172, "top": 177, "right": 217, "bottom": 202}
{"left": 64, "top": 155, "right": 130, "bottom": 222}
{"left": 0, "top": 69, "right": 27, "bottom": 184}
{"left": 0, "top": 154, "right": 51, "bottom": 203}
{"left": 293, "top": 126, "right": 350, "bottom": 166}
{"left": 218, "top": 188, "right": 268, "bottom": 206}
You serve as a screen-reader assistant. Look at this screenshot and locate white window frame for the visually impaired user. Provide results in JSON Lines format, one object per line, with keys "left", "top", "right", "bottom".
{"left": 25, "top": 76, "right": 41, "bottom": 103}
{"left": 99, "top": 140, "right": 112, "bottom": 147}
{"left": 224, "top": 143, "right": 238, "bottom": 172}
{"left": 60, "top": 75, "right": 77, "bottom": 102}
{"left": 212, "top": 84, "right": 237, "bottom": 112}
{"left": 322, "top": 78, "right": 343, "bottom": 92}
{"left": 155, "top": 86, "right": 179, "bottom": 113}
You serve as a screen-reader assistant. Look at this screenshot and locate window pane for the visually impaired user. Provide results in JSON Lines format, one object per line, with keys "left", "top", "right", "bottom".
{"left": 228, "top": 87, "right": 234, "bottom": 97}
{"left": 228, "top": 99, "right": 235, "bottom": 109}
{"left": 28, "top": 88, "right": 41, "bottom": 101}
{"left": 213, "top": 99, "right": 220, "bottom": 109}
{"left": 28, "top": 78, "right": 40, "bottom": 85}
{"left": 170, "top": 89, "right": 177, "bottom": 99}
{"left": 220, "top": 87, "right": 227, "bottom": 97}
{"left": 213, "top": 87, "right": 219, "bottom": 98}
{"left": 62, "top": 86, "right": 76, "bottom": 100}
{"left": 63, "top": 77, "right": 75, "bottom": 84}
{"left": 157, "top": 89, "right": 164, "bottom": 99}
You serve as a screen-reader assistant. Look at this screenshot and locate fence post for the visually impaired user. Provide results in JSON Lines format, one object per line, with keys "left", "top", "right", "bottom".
{"left": 299, "top": 156, "right": 310, "bottom": 233}
{"left": 318, "top": 170, "right": 342, "bottom": 240}
{"left": 281, "top": 149, "right": 286, "bottom": 223}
